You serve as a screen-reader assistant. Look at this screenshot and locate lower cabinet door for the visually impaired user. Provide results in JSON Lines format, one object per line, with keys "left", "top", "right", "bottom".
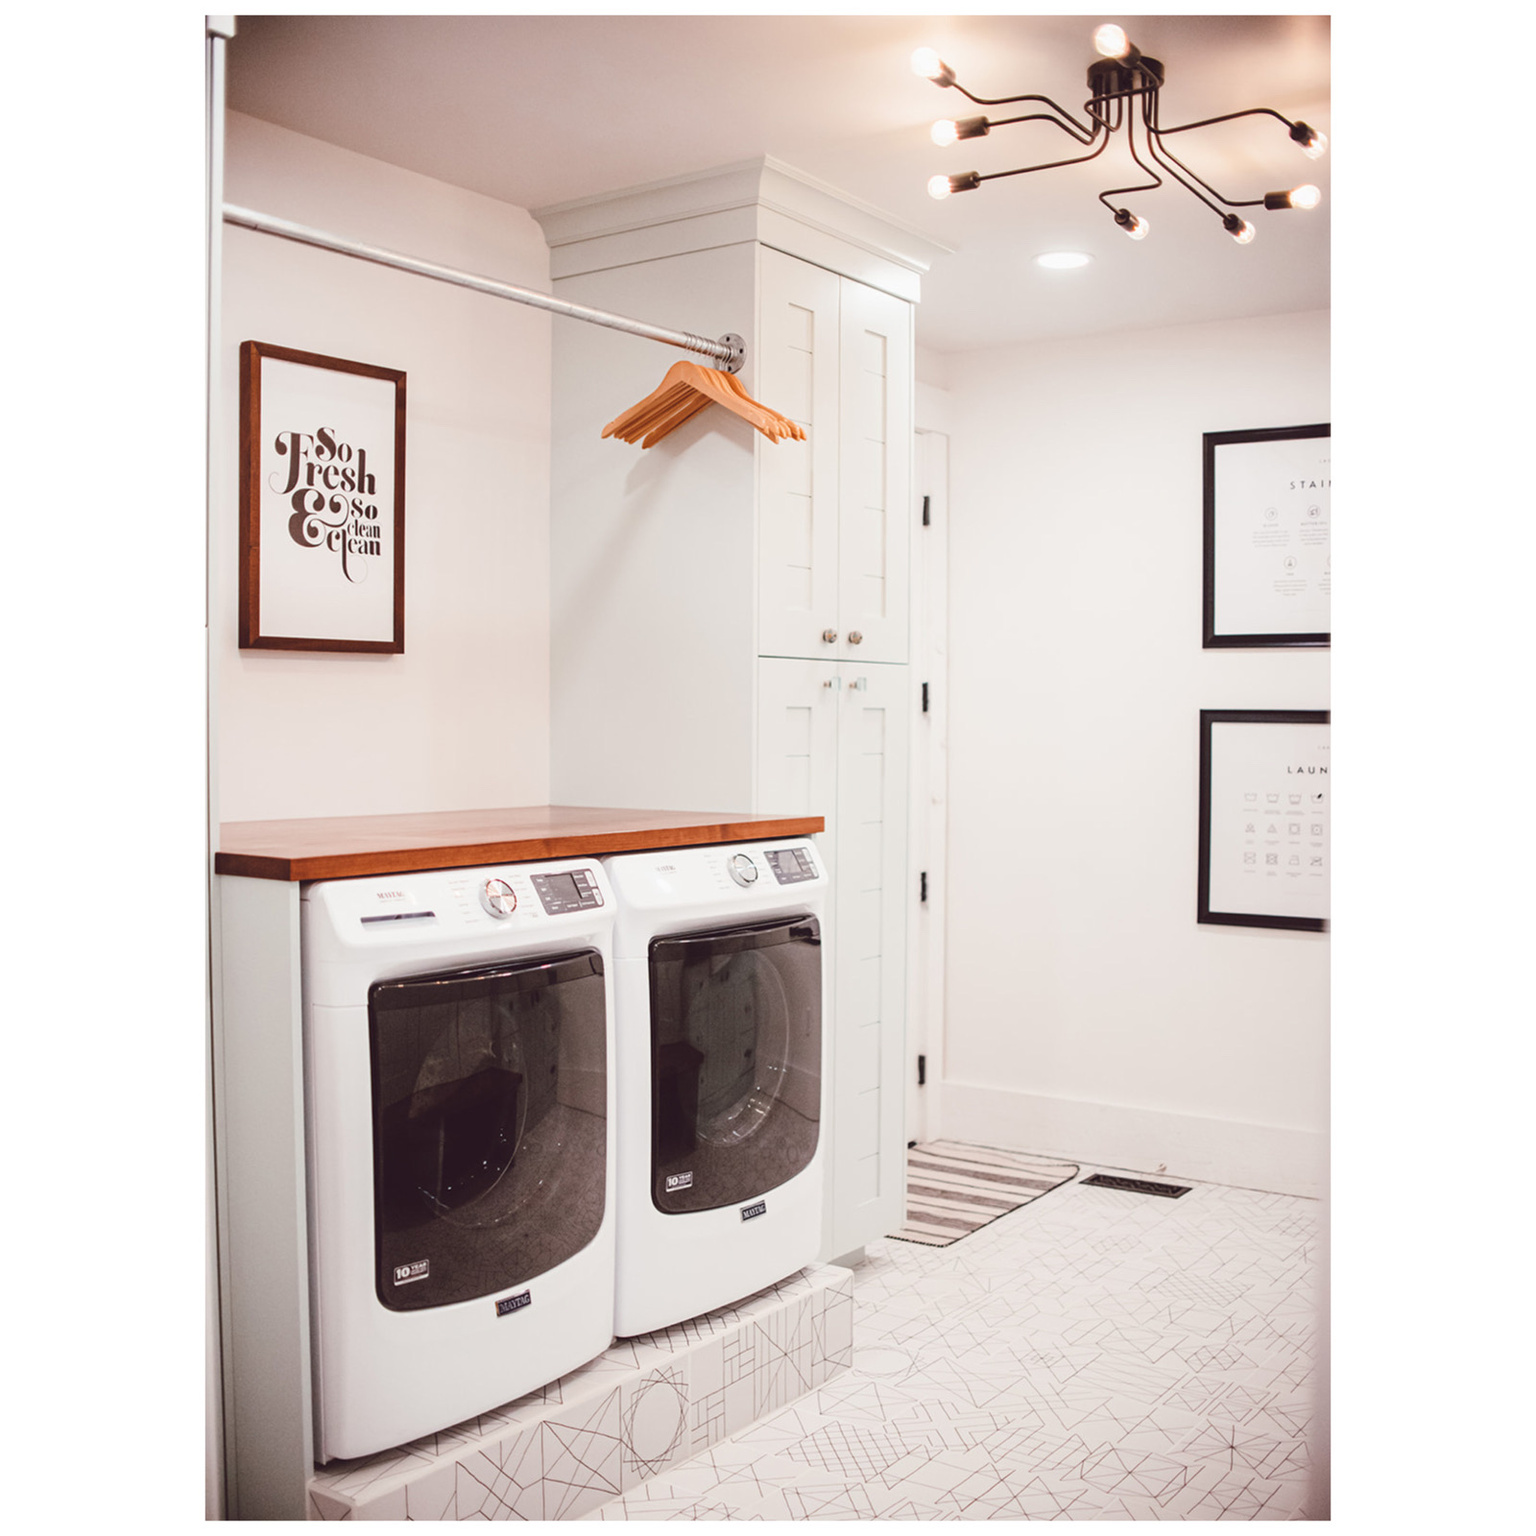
{"left": 830, "top": 662, "right": 910, "bottom": 1257}
{"left": 755, "top": 657, "right": 909, "bottom": 1261}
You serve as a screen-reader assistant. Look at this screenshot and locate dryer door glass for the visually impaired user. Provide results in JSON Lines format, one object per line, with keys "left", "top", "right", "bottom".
{"left": 648, "top": 915, "right": 821, "bottom": 1213}
{"left": 368, "top": 949, "right": 606, "bottom": 1311}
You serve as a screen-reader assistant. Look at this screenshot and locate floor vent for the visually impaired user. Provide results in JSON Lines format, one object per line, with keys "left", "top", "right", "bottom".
{"left": 1081, "top": 1173, "right": 1191, "bottom": 1198}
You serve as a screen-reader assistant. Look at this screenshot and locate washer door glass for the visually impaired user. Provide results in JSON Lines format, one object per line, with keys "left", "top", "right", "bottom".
{"left": 649, "top": 915, "right": 821, "bottom": 1213}
{"left": 368, "top": 949, "right": 606, "bottom": 1311}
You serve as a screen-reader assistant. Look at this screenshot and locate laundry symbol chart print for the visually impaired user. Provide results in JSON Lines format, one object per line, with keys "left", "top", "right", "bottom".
{"left": 1198, "top": 710, "right": 1329, "bottom": 932}
{"left": 239, "top": 340, "right": 407, "bottom": 653}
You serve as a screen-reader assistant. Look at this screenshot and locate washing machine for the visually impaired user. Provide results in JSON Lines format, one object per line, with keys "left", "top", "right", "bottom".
{"left": 603, "top": 839, "right": 827, "bottom": 1337}
{"left": 301, "top": 858, "right": 616, "bottom": 1461}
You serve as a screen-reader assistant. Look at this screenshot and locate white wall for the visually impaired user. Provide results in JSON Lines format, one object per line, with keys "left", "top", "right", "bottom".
{"left": 939, "top": 309, "right": 1330, "bottom": 1195}
{"left": 216, "top": 113, "right": 553, "bottom": 822}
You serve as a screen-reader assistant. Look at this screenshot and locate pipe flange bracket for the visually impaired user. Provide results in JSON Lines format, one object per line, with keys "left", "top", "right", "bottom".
{"left": 718, "top": 333, "right": 746, "bottom": 375}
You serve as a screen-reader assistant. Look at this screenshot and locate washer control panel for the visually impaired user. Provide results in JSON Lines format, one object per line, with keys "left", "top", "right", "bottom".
{"left": 531, "top": 867, "right": 605, "bottom": 914}
{"left": 765, "top": 846, "right": 819, "bottom": 885}
{"left": 726, "top": 852, "right": 760, "bottom": 887}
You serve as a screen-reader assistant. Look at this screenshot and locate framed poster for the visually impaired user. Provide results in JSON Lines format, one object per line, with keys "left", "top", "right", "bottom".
{"left": 239, "top": 340, "right": 406, "bottom": 652}
{"left": 1198, "top": 709, "right": 1329, "bottom": 931}
{"left": 1202, "top": 423, "right": 1329, "bottom": 648}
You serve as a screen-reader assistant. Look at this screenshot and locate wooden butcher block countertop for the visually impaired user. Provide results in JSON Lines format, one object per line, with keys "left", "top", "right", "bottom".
{"left": 215, "top": 804, "right": 825, "bottom": 882}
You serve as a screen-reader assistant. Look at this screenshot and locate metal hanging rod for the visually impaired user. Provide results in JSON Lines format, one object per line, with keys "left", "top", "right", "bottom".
{"left": 222, "top": 204, "right": 745, "bottom": 372}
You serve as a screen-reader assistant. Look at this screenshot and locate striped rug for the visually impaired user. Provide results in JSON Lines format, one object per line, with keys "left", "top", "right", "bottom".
{"left": 887, "top": 1140, "right": 1080, "bottom": 1247}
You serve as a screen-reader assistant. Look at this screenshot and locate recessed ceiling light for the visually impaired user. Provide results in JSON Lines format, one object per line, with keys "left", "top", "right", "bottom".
{"left": 1035, "top": 251, "right": 1093, "bottom": 270}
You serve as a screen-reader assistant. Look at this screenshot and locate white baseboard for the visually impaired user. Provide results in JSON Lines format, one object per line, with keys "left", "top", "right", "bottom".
{"left": 936, "top": 1081, "right": 1326, "bottom": 1200}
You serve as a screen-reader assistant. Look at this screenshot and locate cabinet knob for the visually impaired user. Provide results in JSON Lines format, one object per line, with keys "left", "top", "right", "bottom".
{"left": 847, "top": 630, "right": 864, "bottom": 645}
{"left": 821, "top": 629, "right": 838, "bottom": 644}
{"left": 848, "top": 676, "right": 868, "bottom": 692}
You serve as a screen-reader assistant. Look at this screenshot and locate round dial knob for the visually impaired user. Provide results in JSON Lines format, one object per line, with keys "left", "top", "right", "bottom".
{"left": 727, "top": 853, "right": 759, "bottom": 887}
{"left": 479, "top": 878, "right": 517, "bottom": 918}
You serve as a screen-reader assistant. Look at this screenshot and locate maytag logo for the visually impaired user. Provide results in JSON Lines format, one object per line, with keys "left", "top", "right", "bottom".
{"left": 376, "top": 889, "right": 407, "bottom": 901}
{"left": 666, "top": 1171, "right": 694, "bottom": 1192}
{"left": 393, "top": 1259, "right": 429, "bottom": 1286}
{"left": 740, "top": 1200, "right": 767, "bottom": 1223}
{"left": 495, "top": 1289, "right": 532, "bottom": 1317}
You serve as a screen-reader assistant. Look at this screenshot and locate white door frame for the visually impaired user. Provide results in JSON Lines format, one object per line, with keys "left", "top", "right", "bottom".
{"left": 905, "top": 427, "right": 949, "bottom": 1148}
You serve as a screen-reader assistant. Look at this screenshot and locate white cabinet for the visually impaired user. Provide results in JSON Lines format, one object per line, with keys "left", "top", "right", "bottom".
{"left": 757, "top": 249, "right": 912, "bottom": 666}
{"left": 757, "top": 657, "right": 910, "bottom": 1255}
{"left": 541, "top": 160, "right": 941, "bottom": 1263}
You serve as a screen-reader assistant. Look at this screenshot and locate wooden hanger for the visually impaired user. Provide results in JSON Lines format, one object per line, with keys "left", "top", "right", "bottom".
{"left": 602, "top": 361, "right": 806, "bottom": 448}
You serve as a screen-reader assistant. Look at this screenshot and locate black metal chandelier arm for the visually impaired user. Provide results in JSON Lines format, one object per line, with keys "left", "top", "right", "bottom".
{"left": 979, "top": 131, "right": 1114, "bottom": 184}
{"left": 1125, "top": 97, "right": 1196, "bottom": 208}
{"left": 951, "top": 81, "right": 1101, "bottom": 139}
{"left": 1139, "top": 134, "right": 1238, "bottom": 217}
{"left": 1096, "top": 178, "right": 1161, "bottom": 211}
{"left": 1084, "top": 92, "right": 1125, "bottom": 134}
{"left": 986, "top": 109, "right": 1103, "bottom": 146}
{"left": 1141, "top": 95, "right": 1261, "bottom": 211}
{"left": 1151, "top": 104, "right": 1295, "bottom": 138}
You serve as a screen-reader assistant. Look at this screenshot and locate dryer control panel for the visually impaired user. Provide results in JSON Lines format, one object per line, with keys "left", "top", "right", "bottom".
{"left": 765, "top": 846, "right": 819, "bottom": 885}
{"left": 531, "top": 868, "right": 605, "bottom": 914}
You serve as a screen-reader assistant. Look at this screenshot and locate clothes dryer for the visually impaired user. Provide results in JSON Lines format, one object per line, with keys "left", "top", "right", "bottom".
{"left": 301, "top": 859, "right": 616, "bottom": 1461}
{"left": 603, "top": 840, "right": 827, "bottom": 1337}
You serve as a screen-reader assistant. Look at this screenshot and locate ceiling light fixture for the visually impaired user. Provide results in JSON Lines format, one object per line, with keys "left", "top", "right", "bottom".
{"left": 910, "top": 27, "right": 1327, "bottom": 246}
{"left": 1035, "top": 251, "right": 1093, "bottom": 269}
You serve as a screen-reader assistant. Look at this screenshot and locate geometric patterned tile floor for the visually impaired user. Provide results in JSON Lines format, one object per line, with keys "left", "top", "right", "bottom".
{"left": 586, "top": 1161, "right": 1323, "bottom": 1520}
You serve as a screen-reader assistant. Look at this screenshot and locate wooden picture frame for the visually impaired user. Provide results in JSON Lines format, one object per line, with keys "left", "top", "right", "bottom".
{"left": 1198, "top": 709, "right": 1330, "bottom": 932}
{"left": 1202, "top": 423, "right": 1330, "bottom": 649}
{"left": 239, "top": 340, "right": 406, "bottom": 652}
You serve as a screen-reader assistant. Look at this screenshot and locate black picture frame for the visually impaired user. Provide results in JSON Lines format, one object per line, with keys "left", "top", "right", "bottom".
{"left": 1198, "top": 709, "right": 1330, "bottom": 932}
{"left": 239, "top": 340, "right": 407, "bottom": 653}
{"left": 1202, "top": 423, "right": 1330, "bottom": 649}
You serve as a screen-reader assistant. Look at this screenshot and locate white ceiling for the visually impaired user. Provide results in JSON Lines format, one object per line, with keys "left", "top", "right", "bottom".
{"left": 226, "top": 14, "right": 1330, "bottom": 354}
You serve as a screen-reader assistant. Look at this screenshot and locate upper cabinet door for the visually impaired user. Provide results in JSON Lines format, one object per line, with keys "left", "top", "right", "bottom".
{"left": 837, "top": 278, "right": 912, "bottom": 666}
{"left": 757, "top": 248, "right": 842, "bottom": 663}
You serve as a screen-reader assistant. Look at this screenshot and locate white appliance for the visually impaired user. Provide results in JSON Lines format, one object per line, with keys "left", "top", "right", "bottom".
{"left": 301, "top": 859, "right": 617, "bottom": 1461}
{"left": 603, "top": 839, "right": 828, "bottom": 1337}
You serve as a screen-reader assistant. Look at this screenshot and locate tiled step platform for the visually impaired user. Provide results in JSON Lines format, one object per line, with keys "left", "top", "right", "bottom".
{"left": 308, "top": 1263, "right": 854, "bottom": 1520}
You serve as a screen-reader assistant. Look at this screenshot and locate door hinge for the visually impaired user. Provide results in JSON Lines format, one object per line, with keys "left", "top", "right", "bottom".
{"left": 917, "top": 1053, "right": 927, "bottom": 1086}
{"left": 919, "top": 871, "right": 928, "bottom": 903}
{"left": 922, "top": 494, "right": 931, "bottom": 527}
{"left": 921, "top": 681, "right": 929, "bottom": 713}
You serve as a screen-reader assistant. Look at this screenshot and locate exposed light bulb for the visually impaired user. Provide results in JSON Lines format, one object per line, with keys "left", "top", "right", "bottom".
{"left": 1291, "top": 121, "right": 1328, "bottom": 159}
{"left": 1224, "top": 215, "right": 1256, "bottom": 245}
{"left": 1114, "top": 208, "right": 1149, "bottom": 240}
{"left": 1094, "top": 24, "right": 1131, "bottom": 59}
{"left": 931, "top": 119, "right": 959, "bottom": 147}
{"left": 912, "top": 47, "right": 954, "bottom": 86}
{"left": 1289, "top": 183, "right": 1321, "bottom": 210}
{"left": 1036, "top": 251, "right": 1093, "bottom": 270}
{"left": 928, "top": 174, "right": 952, "bottom": 201}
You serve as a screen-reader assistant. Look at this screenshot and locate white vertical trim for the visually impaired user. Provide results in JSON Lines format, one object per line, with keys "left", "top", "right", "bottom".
{"left": 205, "top": 21, "right": 228, "bottom": 1522}
{"left": 215, "top": 876, "right": 315, "bottom": 1519}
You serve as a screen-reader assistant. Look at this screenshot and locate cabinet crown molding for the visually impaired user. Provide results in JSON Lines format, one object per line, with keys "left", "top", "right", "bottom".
{"left": 534, "top": 156, "right": 949, "bottom": 300}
